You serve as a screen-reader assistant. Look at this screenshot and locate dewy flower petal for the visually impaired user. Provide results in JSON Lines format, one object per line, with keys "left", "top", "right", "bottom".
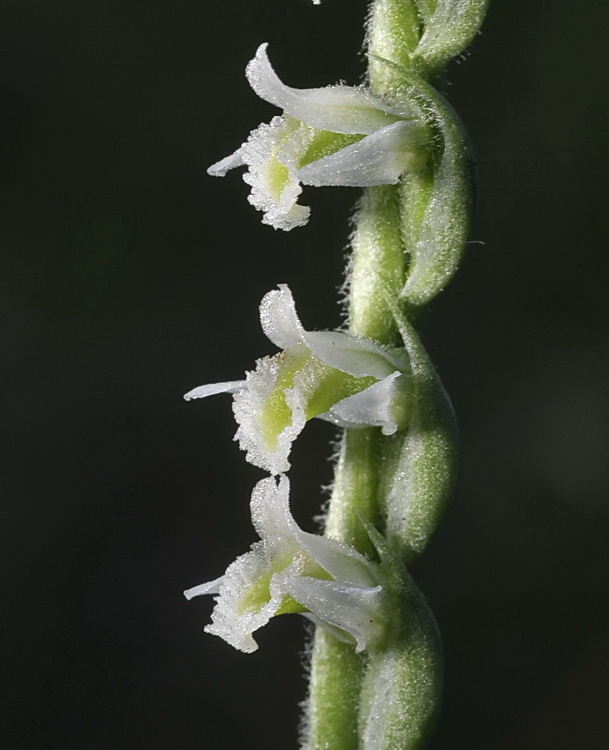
{"left": 183, "top": 380, "right": 245, "bottom": 401}
{"left": 283, "top": 577, "right": 385, "bottom": 654}
{"left": 297, "top": 121, "right": 428, "bottom": 188}
{"left": 318, "top": 371, "right": 411, "bottom": 434}
{"left": 184, "top": 285, "right": 412, "bottom": 473}
{"left": 207, "top": 44, "right": 428, "bottom": 230}
{"left": 259, "top": 284, "right": 408, "bottom": 377}
{"left": 183, "top": 476, "right": 391, "bottom": 653}
{"left": 246, "top": 43, "right": 401, "bottom": 135}
{"left": 240, "top": 116, "right": 311, "bottom": 231}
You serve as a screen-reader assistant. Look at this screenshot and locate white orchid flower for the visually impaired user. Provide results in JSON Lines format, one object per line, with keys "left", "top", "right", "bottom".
{"left": 184, "top": 285, "right": 412, "bottom": 474}
{"left": 184, "top": 475, "right": 392, "bottom": 653}
{"left": 208, "top": 43, "right": 428, "bottom": 230}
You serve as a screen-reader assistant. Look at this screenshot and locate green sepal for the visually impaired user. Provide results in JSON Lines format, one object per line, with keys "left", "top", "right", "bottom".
{"left": 399, "top": 80, "right": 473, "bottom": 308}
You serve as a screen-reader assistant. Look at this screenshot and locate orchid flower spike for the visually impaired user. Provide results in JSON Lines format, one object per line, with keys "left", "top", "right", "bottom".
{"left": 184, "top": 285, "right": 412, "bottom": 474}
{"left": 208, "top": 44, "right": 429, "bottom": 230}
{"left": 184, "top": 475, "right": 395, "bottom": 653}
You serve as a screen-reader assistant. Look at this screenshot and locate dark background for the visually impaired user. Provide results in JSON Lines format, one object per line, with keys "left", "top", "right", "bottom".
{"left": 2, "top": 1, "right": 608, "bottom": 748}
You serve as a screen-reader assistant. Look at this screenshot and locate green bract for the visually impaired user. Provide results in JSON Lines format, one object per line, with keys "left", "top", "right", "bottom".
{"left": 399, "top": 81, "right": 473, "bottom": 307}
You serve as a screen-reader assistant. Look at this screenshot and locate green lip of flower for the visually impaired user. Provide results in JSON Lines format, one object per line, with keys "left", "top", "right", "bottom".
{"left": 184, "top": 284, "right": 413, "bottom": 474}
{"left": 207, "top": 43, "right": 429, "bottom": 230}
{"left": 183, "top": 475, "right": 392, "bottom": 654}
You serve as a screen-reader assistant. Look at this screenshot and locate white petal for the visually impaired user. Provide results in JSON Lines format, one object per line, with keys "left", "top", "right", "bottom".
{"left": 259, "top": 283, "right": 305, "bottom": 350}
{"left": 282, "top": 576, "right": 386, "bottom": 653}
{"left": 250, "top": 475, "right": 299, "bottom": 555}
{"left": 303, "top": 330, "right": 405, "bottom": 379}
{"left": 297, "top": 121, "right": 426, "bottom": 188}
{"left": 232, "top": 356, "right": 306, "bottom": 474}
{"left": 250, "top": 475, "right": 379, "bottom": 587}
{"left": 188, "top": 479, "right": 298, "bottom": 653}
{"left": 207, "top": 148, "right": 244, "bottom": 177}
{"left": 260, "top": 285, "right": 409, "bottom": 377}
{"left": 183, "top": 575, "right": 224, "bottom": 600}
{"left": 183, "top": 380, "right": 245, "bottom": 401}
{"left": 246, "top": 44, "right": 401, "bottom": 135}
{"left": 292, "top": 530, "right": 380, "bottom": 588}
{"left": 320, "top": 372, "right": 410, "bottom": 434}
{"left": 204, "top": 544, "right": 285, "bottom": 653}
{"left": 241, "top": 116, "right": 310, "bottom": 231}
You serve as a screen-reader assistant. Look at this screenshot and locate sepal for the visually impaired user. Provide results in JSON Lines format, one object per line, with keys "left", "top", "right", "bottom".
{"left": 246, "top": 44, "right": 400, "bottom": 136}
{"left": 287, "top": 578, "right": 385, "bottom": 654}
{"left": 297, "top": 120, "right": 428, "bottom": 188}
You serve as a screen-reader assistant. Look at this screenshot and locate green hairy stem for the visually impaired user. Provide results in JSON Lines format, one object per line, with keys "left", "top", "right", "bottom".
{"left": 304, "top": 1, "right": 487, "bottom": 748}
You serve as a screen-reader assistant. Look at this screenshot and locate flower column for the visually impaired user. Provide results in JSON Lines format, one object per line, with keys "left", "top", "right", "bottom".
{"left": 305, "top": 1, "right": 487, "bottom": 748}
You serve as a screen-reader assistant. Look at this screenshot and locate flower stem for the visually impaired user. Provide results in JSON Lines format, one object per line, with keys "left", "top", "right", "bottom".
{"left": 304, "top": 0, "right": 486, "bottom": 745}
{"left": 324, "top": 428, "right": 383, "bottom": 556}
{"left": 305, "top": 180, "right": 406, "bottom": 747}
{"left": 306, "top": 631, "right": 363, "bottom": 750}
{"left": 367, "top": 0, "right": 422, "bottom": 88}
{"left": 304, "top": 2, "right": 440, "bottom": 747}
{"left": 348, "top": 185, "right": 406, "bottom": 346}
{"left": 305, "top": 425, "right": 381, "bottom": 748}
{"left": 305, "top": 174, "right": 417, "bottom": 750}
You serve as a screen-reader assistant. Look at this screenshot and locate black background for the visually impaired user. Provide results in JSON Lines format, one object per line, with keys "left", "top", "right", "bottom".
{"left": 2, "top": 1, "right": 609, "bottom": 748}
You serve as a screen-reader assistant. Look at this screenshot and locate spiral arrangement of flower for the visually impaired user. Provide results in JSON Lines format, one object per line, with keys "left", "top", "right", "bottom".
{"left": 184, "top": 2, "right": 489, "bottom": 748}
